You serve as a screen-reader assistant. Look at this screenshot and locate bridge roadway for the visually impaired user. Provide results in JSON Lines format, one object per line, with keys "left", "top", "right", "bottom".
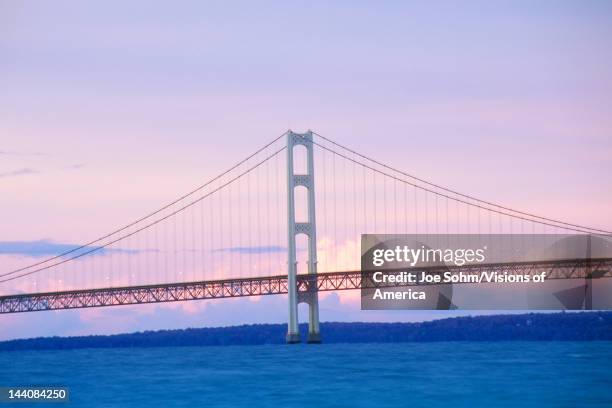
{"left": 1, "top": 258, "right": 611, "bottom": 314}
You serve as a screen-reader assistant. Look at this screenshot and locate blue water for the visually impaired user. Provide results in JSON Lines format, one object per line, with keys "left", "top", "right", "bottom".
{"left": 1, "top": 342, "right": 611, "bottom": 407}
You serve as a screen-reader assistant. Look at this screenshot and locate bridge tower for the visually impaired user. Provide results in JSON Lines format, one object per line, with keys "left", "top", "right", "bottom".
{"left": 286, "top": 130, "right": 321, "bottom": 344}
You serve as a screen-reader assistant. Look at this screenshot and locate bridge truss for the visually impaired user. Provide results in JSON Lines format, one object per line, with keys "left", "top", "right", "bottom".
{"left": 2, "top": 258, "right": 610, "bottom": 314}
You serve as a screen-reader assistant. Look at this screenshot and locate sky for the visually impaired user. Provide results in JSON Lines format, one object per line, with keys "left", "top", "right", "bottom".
{"left": 1, "top": 0, "right": 612, "bottom": 340}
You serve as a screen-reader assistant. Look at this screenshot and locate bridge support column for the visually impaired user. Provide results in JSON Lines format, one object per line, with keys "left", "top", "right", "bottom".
{"left": 286, "top": 130, "right": 321, "bottom": 344}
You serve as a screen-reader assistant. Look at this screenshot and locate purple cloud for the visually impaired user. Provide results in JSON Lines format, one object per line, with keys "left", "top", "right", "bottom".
{"left": 0, "top": 168, "right": 39, "bottom": 178}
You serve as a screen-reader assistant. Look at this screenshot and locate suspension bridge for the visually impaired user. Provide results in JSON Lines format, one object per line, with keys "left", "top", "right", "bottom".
{"left": 1, "top": 131, "right": 611, "bottom": 343}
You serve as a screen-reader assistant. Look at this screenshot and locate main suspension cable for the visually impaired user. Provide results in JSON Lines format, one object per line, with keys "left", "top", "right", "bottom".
{"left": 313, "top": 131, "right": 612, "bottom": 235}
{"left": 1, "top": 146, "right": 287, "bottom": 282}
{"left": 312, "top": 139, "right": 610, "bottom": 237}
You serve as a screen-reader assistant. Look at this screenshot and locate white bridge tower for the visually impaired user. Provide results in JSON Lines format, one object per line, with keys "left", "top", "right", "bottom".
{"left": 286, "top": 130, "right": 321, "bottom": 344}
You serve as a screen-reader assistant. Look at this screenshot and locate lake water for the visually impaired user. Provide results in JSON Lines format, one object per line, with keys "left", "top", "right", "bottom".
{"left": 0, "top": 342, "right": 610, "bottom": 407}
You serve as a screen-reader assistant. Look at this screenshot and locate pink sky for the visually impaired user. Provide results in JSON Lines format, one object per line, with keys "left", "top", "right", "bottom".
{"left": 1, "top": 1, "right": 611, "bottom": 340}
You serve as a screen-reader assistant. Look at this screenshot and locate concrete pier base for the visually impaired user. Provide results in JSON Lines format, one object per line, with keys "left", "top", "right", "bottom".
{"left": 307, "top": 332, "right": 321, "bottom": 344}
{"left": 286, "top": 333, "right": 301, "bottom": 344}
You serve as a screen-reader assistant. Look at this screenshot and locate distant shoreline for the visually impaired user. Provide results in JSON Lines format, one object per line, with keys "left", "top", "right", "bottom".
{"left": 1, "top": 312, "right": 610, "bottom": 351}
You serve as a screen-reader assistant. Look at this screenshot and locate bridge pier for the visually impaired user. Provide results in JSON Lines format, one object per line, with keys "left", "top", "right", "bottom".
{"left": 307, "top": 298, "right": 321, "bottom": 344}
{"left": 286, "top": 130, "right": 321, "bottom": 344}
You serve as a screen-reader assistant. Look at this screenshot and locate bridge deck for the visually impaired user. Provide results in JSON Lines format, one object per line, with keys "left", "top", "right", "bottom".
{"left": 1, "top": 258, "right": 611, "bottom": 314}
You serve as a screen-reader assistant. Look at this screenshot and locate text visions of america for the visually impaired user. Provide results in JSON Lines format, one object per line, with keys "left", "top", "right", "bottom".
{"left": 372, "top": 270, "right": 548, "bottom": 285}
